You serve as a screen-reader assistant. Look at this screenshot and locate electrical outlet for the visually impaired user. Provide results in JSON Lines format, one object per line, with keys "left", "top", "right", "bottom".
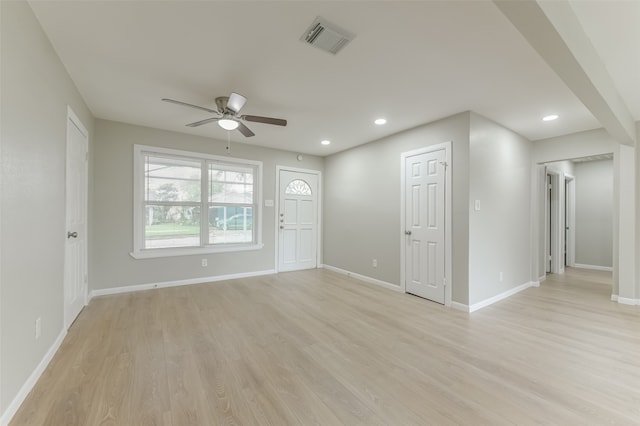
{"left": 201, "top": 258, "right": 208, "bottom": 267}
{"left": 372, "top": 259, "right": 378, "bottom": 268}
{"left": 35, "top": 317, "right": 41, "bottom": 339}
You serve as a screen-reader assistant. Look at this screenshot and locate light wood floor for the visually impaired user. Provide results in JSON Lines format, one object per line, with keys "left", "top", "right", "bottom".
{"left": 11, "top": 267, "right": 640, "bottom": 425}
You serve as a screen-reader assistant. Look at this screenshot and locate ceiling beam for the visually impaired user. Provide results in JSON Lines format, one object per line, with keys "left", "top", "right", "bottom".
{"left": 494, "top": 0, "right": 636, "bottom": 146}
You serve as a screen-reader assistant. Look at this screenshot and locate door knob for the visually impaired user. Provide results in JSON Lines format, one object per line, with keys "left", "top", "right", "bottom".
{"left": 67, "top": 231, "right": 78, "bottom": 239}
{"left": 405, "top": 230, "right": 412, "bottom": 235}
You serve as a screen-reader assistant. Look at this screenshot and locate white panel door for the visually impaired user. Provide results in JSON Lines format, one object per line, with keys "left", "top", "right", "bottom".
{"left": 278, "top": 170, "right": 318, "bottom": 272}
{"left": 64, "top": 111, "right": 88, "bottom": 329}
{"left": 405, "top": 149, "right": 445, "bottom": 303}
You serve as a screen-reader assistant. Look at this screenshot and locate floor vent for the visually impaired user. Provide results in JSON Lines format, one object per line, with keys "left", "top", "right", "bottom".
{"left": 300, "top": 17, "right": 355, "bottom": 55}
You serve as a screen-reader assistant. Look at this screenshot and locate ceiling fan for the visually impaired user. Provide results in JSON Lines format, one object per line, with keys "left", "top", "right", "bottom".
{"left": 161, "top": 92, "right": 287, "bottom": 137}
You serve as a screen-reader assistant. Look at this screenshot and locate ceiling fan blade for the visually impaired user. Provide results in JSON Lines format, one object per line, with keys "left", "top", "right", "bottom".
{"left": 237, "top": 122, "right": 255, "bottom": 137}
{"left": 242, "top": 115, "right": 287, "bottom": 126}
{"left": 162, "top": 98, "right": 219, "bottom": 114}
{"left": 185, "top": 117, "right": 219, "bottom": 127}
{"left": 227, "top": 92, "right": 247, "bottom": 113}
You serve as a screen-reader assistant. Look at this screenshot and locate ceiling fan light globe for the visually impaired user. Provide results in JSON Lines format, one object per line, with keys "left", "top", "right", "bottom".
{"left": 218, "top": 118, "right": 239, "bottom": 131}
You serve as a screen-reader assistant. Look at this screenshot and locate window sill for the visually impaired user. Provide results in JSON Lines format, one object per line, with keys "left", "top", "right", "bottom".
{"left": 129, "top": 243, "right": 264, "bottom": 259}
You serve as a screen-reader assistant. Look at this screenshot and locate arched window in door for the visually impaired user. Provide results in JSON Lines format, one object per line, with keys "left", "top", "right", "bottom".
{"left": 285, "top": 179, "right": 312, "bottom": 195}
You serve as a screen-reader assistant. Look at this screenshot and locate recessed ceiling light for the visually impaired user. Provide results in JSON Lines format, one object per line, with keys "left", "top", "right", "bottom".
{"left": 321, "top": 140, "right": 331, "bottom": 145}
{"left": 542, "top": 114, "right": 559, "bottom": 122}
{"left": 374, "top": 118, "right": 387, "bottom": 125}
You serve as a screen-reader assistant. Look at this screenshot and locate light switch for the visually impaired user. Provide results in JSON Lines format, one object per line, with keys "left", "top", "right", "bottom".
{"left": 264, "top": 199, "right": 274, "bottom": 207}
{"left": 474, "top": 200, "right": 481, "bottom": 211}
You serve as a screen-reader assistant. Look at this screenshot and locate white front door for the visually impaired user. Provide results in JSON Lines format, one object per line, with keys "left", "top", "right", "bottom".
{"left": 278, "top": 170, "right": 319, "bottom": 272}
{"left": 404, "top": 149, "right": 446, "bottom": 304}
{"left": 64, "top": 109, "right": 88, "bottom": 329}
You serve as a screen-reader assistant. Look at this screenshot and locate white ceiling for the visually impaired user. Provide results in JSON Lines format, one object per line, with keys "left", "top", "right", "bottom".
{"left": 28, "top": 1, "right": 637, "bottom": 156}
{"left": 569, "top": 0, "right": 640, "bottom": 120}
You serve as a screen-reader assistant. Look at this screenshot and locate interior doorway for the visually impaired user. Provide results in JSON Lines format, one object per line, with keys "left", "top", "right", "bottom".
{"left": 564, "top": 175, "right": 575, "bottom": 268}
{"left": 540, "top": 155, "right": 613, "bottom": 285}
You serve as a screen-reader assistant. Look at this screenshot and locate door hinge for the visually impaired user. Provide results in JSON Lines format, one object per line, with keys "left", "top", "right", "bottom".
{"left": 443, "top": 277, "right": 447, "bottom": 288}
{"left": 440, "top": 161, "right": 448, "bottom": 169}
{"left": 548, "top": 255, "right": 552, "bottom": 261}
{"left": 548, "top": 184, "right": 552, "bottom": 190}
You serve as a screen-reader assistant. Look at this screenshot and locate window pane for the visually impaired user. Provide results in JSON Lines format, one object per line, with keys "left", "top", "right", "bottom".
{"left": 209, "top": 168, "right": 254, "bottom": 184}
{"left": 209, "top": 166, "right": 253, "bottom": 204}
{"left": 145, "top": 155, "right": 201, "bottom": 202}
{"left": 285, "top": 179, "right": 312, "bottom": 195}
{"left": 145, "top": 205, "right": 200, "bottom": 248}
{"left": 210, "top": 183, "right": 253, "bottom": 203}
{"left": 209, "top": 206, "right": 253, "bottom": 244}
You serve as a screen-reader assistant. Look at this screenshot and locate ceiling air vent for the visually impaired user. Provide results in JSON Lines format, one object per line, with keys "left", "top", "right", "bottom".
{"left": 300, "top": 17, "right": 355, "bottom": 55}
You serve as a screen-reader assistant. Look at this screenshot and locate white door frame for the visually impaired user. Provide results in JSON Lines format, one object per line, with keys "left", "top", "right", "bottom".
{"left": 542, "top": 167, "right": 555, "bottom": 275}
{"left": 274, "top": 166, "right": 322, "bottom": 272}
{"left": 64, "top": 106, "right": 89, "bottom": 329}
{"left": 534, "top": 164, "right": 547, "bottom": 281}
{"left": 400, "top": 142, "right": 452, "bottom": 306}
{"left": 545, "top": 170, "right": 564, "bottom": 274}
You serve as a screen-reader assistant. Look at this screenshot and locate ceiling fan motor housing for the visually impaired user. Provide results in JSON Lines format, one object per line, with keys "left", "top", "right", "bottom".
{"left": 215, "top": 96, "right": 230, "bottom": 114}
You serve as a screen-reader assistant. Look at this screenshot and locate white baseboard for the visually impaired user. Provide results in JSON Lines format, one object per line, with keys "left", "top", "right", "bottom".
{"left": 573, "top": 263, "right": 613, "bottom": 272}
{"left": 320, "top": 264, "right": 402, "bottom": 293}
{"left": 468, "top": 281, "right": 539, "bottom": 313}
{"left": 450, "top": 301, "right": 470, "bottom": 312}
{"left": 89, "top": 269, "right": 276, "bottom": 299}
{"left": 611, "top": 294, "right": 640, "bottom": 305}
{"left": 538, "top": 274, "right": 546, "bottom": 283}
{"left": 1, "top": 328, "right": 67, "bottom": 426}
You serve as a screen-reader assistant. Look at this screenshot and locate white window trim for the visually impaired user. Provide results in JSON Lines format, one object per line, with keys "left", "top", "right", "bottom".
{"left": 130, "top": 144, "right": 263, "bottom": 259}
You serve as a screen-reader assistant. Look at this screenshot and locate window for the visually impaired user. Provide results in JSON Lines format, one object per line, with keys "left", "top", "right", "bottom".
{"left": 208, "top": 164, "right": 254, "bottom": 245}
{"left": 132, "top": 145, "right": 262, "bottom": 258}
{"left": 144, "top": 155, "right": 201, "bottom": 249}
{"left": 285, "top": 179, "right": 312, "bottom": 195}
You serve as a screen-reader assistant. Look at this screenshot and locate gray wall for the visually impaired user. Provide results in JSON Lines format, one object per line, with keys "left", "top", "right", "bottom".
{"left": 574, "top": 159, "right": 613, "bottom": 268}
{"left": 323, "top": 112, "right": 471, "bottom": 304}
{"left": 0, "top": 1, "right": 95, "bottom": 415}
{"left": 91, "top": 120, "right": 323, "bottom": 291}
{"left": 468, "top": 113, "right": 532, "bottom": 305}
